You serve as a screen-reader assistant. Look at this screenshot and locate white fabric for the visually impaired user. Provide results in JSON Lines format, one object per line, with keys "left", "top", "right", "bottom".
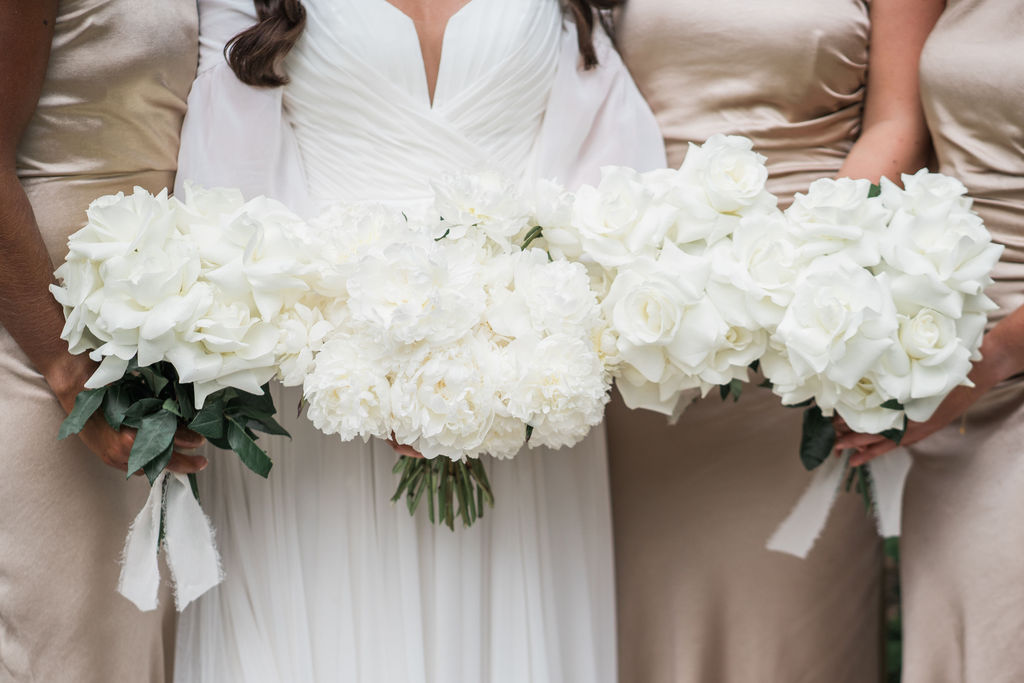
{"left": 174, "top": 1, "right": 665, "bottom": 681}
{"left": 767, "top": 450, "right": 911, "bottom": 559}
{"left": 118, "top": 472, "right": 222, "bottom": 612}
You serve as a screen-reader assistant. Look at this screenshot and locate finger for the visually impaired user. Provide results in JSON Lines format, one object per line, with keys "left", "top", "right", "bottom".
{"left": 174, "top": 428, "right": 205, "bottom": 449}
{"left": 387, "top": 438, "right": 424, "bottom": 459}
{"left": 849, "top": 442, "right": 895, "bottom": 467}
{"left": 834, "top": 432, "right": 888, "bottom": 451}
{"left": 166, "top": 452, "right": 209, "bottom": 475}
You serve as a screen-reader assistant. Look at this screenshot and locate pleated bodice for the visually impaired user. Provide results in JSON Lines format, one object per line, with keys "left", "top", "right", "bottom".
{"left": 617, "top": 0, "right": 869, "bottom": 203}
{"left": 281, "top": 0, "right": 561, "bottom": 203}
{"left": 15, "top": 0, "right": 198, "bottom": 265}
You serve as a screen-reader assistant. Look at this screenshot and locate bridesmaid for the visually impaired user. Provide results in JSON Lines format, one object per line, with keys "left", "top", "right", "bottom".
{"left": 837, "top": 1, "right": 1024, "bottom": 680}
{"left": 609, "top": 1, "right": 942, "bottom": 681}
{"left": 0, "top": 2, "right": 200, "bottom": 680}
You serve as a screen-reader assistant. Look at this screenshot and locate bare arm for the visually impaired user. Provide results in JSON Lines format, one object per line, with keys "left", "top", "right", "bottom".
{"left": 0, "top": 0, "right": 204, "bottom": 472}
{"left": 838, "top": 0, "right": 945, "bottom": 182}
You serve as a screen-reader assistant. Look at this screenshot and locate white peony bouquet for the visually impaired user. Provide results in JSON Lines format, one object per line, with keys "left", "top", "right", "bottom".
{"left": 759, "top": 171, "right": 1003, "bottom": 468}
{"left": 298, "top": 174, "right": 610, "bottom": 528}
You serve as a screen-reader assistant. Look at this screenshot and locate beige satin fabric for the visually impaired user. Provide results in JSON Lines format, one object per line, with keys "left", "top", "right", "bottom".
{"left": 1, "top": 2, "right": 197, "bottom": 681}
{"left": 612, "top": 2, "right": 883, "bottom": 681}
{"left": 901, "top": 3, "right": 1024, "bottom": 681}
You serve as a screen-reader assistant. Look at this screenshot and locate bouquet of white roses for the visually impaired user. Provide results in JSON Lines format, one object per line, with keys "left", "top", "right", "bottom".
{"left": 50, "top": 185, "right": 320, "bottom": 609}
{"left": 524, "top": 134, "right": 783, "bottom": 419}
{"left": 299, "top": 173, "right": 610, "bottom": 528}
{"left": 760, "top": 171, "right": 1003, "bottom": 469}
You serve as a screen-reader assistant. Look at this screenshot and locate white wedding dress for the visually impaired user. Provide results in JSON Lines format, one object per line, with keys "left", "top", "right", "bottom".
{"left": 173, "top": 1, "right": 664, "bottom": 681}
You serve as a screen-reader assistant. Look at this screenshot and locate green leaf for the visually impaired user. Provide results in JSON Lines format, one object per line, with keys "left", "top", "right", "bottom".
{"left": 434, "top": 228, "right": 451, "bottom": 242}
{"left": 728, "top": 379, "right": 743, "bottom": 402}
{"left": 880, "top": 399, "right": 904, "bottom": 411}
{"left": 719, "top": 383, "right": 730, "bottom": 401}
{"left": 126, "top": 410, "right": 179, "bottom": 478}
{"left": 58, "top": 387, "right": 107, "bottom": 439}
{"left": 174, "top": 381, "right": 195, "bottom": 422}
{"left": 748, "top": 359, "right": 760, "bottom": 373}
{"left": 232, "top": 407, "right": 289, "bottom": 437}
{"left": 138, "top": 366, "right": 170, "bottom": 395}
{"left": 188, "top": 399, "right": 226, "bottom": 440}
{"left": 225, "top": 417, "right": 273, "bottom": 478}
{"left": 868, "top": 183, "right": 882, "bottom": 198}
{"left": 880, "top": 416, "right": 908, "bottom": 444}
{"left": 161, "top": 398, "right": 182, "bottom": 417}
{"left": 426, "top": 465, "right": 436, "bottom": 523}
{"left": 102, "top": 383, "right": 133, "bottom": 430}
{"left": 121, "top": 397, "right": 166, "bottom": 428}
{"left": 525, "top": 424, "right": 534, "bottom": 443}
{"left": 187, "top": 472, "right": 200, "bottom": 502}
{"left": 142, "top": 441, "right": 175, "bottom": 485}
{"left": 229, "top": 384, "right": 276, "bottom": 415}
{"left": 521, "top": 225, "right": 544, "bottom": 250}
{"left": 406, "top": 468, "right": 427, "bottom": 515}
{"left": 800, "top": 405, "right": 837, "bottom": 471}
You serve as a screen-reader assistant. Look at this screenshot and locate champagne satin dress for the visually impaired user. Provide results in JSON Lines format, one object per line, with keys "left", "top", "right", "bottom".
{"left": 0, "top": 3, "right": 197, "bottom": 681}
{"left": 901, "top": 3, "right": 1024, "bottom": 681}
{"left": 610, "top": 2, "right": 883, "bottom": 681}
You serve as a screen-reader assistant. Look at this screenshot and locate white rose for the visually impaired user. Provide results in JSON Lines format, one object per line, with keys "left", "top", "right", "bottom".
{"left": 785, "top": 177, "right": 891, "bottom": 267}
{"left": 880, "top": 172, "right": 1004, "bottom": 295}
{"left": 678, "top": 134, "right": 774, "bottom": 215}
{"left": 601, "top": 242, "right": 732, "bottom": 411}
{"left": 832, "top": 375, "right": 906, "bottom": 434}
{"left": 766, "top": 256, "right": 897, "bottom": 390}
{"left": 707, "top": 211, "right": 808, "bottom": 330}
{"left": 571, "top": 166, "right": 677, "bottom": 268}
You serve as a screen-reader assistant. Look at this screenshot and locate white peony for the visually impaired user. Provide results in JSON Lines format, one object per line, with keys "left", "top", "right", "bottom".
{"left": 345, "top": 238, "right": 486, "bottom": 348}
{"left": 431, "top": 171, "right": 533, "bottom": 252}
{"left": 506, "top": 334, "right": 609, "bottom": 450}
{"left": 304, "top": 335, "right": 393, "bottom": 442}
{"left": 390, "top": 332, "right": 502, "bottom": 459}
{"left": 486, "top": 249, "right": 599, "bottom": 340}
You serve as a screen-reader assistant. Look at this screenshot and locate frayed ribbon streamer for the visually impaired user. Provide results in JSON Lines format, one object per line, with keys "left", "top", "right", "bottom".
{"left": 117, "top": 471, "right": 223, "bottom": 611}
{"left": 766, "top": 449, "right": 912, "bottom": 559}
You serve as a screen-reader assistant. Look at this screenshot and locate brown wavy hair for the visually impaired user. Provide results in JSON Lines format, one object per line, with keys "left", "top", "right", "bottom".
{"left": 226, "top": 0, "right": 622, "bottom": 87}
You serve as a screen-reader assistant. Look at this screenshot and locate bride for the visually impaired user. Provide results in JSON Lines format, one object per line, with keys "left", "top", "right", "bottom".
{"left": 173, "top": 1, "right": 663, "bottom": 680}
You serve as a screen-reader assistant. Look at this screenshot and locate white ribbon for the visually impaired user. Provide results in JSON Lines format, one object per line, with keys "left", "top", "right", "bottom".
{"left": 766, "top": 449, "right": 912, "bottom": 559}
{"left": 117, "top": 471, "right": 223, "bottom": 611}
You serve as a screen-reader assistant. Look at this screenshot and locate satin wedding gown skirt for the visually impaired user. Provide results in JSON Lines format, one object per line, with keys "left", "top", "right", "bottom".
{"left": 172, "top": 1, "right": 666, "bottom": 681}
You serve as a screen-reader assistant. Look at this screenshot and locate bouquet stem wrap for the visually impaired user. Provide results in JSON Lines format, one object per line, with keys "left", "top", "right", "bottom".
{"left": 766, "top": 449, "right": 912, "bottom": 558}
{"left": 117, "top": 471, "right": 223, "bottom": 611}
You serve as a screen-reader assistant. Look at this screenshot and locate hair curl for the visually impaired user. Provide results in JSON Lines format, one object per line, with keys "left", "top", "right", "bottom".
{"left": 226, "top": 0, "right": 622, "bottom": 87}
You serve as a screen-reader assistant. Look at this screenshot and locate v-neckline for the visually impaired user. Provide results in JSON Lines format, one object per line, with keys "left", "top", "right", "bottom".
{"left": 373, "top": 0, "right": 483, "bottom": 108}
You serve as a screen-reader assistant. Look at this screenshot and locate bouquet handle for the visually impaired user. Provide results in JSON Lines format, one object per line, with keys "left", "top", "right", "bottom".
{"left": 117, "top": 471, "right": 223, "bottom": 611}
{"left": 766, "top": 449, "right": 911, "bottom": 558}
